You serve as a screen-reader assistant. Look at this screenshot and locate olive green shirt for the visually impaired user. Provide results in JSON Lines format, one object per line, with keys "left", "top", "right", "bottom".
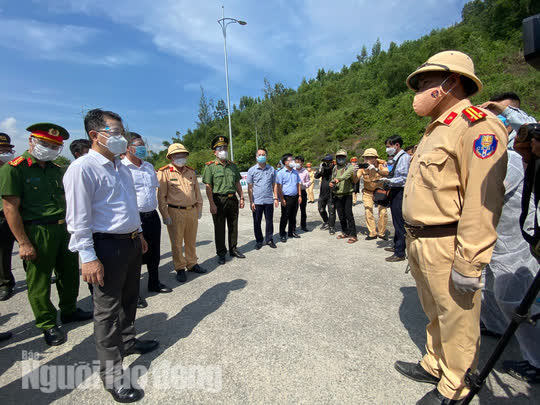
{"left": 202, "top": 159, "right": 241, "bottom": 194}
{"left": 332, "top": 164, "right": 356, "bottom": 196}
{"left": 0, "top": 151, "right": 66, "bottom": 221}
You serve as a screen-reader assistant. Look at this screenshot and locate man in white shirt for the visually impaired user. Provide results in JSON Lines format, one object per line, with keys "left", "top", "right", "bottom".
{"left": 122, "top": 133, "right": 172, "bottom": 299}
{"left": 64, "top": 109, "right": 157, "bottom": 403}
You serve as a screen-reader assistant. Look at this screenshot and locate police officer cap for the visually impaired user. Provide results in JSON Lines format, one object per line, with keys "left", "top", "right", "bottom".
{"left": 27, "top": 122, "right": 70, "bottom": 145}
{"left": 336, "top": 149, "right": 347, "bottom": 157}
{"left": 406, "top": 50, "right": 483, "bottom": 96}
{"left": 362, "top": 148, "right": 379, "bottom": 158}
{"left": 211, "top": 135, "right": 229, "bottom": 150}
{"left": 350, "top": 156, "right": 358, "bottom": 162}
{"left": 166, "top": 143, "right": 189, "bottom": 159}
{"left": 0, "top": 133, "right": 14, "bottom": 147}
{"left": 322, "top": 154, "right": 333, "bottom": 161}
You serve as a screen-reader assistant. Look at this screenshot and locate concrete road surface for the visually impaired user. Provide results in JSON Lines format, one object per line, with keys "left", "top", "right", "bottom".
{"left": 0, "top": 185, "right": 537, "bottom": 404}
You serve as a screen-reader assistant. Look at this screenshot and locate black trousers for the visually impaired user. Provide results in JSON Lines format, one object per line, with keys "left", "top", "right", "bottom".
{"left": 212, "top": 195, "right": 239, "bottom": 257}
{"left": 140, "top": 210, "right": 161, "bottom": 288}
{"left": 318, "top": 194, "right": 336, "bottom": 227}
{"left": 93, "top": 235, "right": 142, "bottom": 387}
{"left": 390, "top": 187, "right": 406, "bottom": 258}
{"left": 299, "top": 189, "right": 308, "bottom": 228}
{"left": 0, "top": 214, "right": 15, "bottom": 290}
{"left": 334, "top": 194, "right": 357, "bottom": 237}
{"left": 280, "top": 195, "right": 299, "bottom": 237}
{"left": 253, "top": 204, "right": 274, "bottom": 243}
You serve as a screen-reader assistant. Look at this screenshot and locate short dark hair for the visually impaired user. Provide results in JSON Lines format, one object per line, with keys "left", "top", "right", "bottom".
{"left": 69, "top": 139, "right": 92, "bottom": 158}
{"left": 385, "top": 135, "right": 403, "bottom": 147}
{"left": 489, "top": 92, "right": 521, "bottom": 105}
{"left": 281, "top": 153, "right": 293, "bottom": 163}
{"left": 84, "top": 108, "right": 123, "bottom": 136}
{"left": 256, "top": 148, "right": 268, "bottom": 155}
{"left": 404, "top": 145, "right": 415, "bottom": 152}
{"left": 295, "top": 155, "right": 305, "bottom": 162}
{"left": 127, "top": 131, "right": 143, "bottom": 146}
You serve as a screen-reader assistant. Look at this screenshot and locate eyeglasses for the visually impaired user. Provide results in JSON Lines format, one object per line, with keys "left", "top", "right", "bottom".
{"left": 97, "top": 127, "right": 126, "bottom": 138}
{"left": 215, "top": 146, "right": 227, "bottom": 151}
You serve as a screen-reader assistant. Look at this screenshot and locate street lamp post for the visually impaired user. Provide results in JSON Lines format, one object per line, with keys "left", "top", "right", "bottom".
{"left": 218, "top": 6, "right": 246, "bottom": 162}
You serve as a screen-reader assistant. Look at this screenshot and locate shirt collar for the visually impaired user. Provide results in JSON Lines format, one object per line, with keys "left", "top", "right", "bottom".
{"left": 89, "top": 148, "right": 118, "bottom": 166}
{"left": 429, "top": 98, "right": 471, "bottom": 130}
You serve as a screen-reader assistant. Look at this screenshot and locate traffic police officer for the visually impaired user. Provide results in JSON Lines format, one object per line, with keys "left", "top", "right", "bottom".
{"left": 350, "top": 156, "right": 359, "bottom": 204}
{"left": 357, "top": 148, "right": 389, "bottom": 240}
{"left": 202, "top": 136, "right": 245, "bottom": 264}
{"left": 394, "top": 51, "right": 508, "bottom": 404}
{"left": 158, "top": 143, "right": 206, "bottom": 282}
{"left": 0, "top": 123, "right": 91, "bottom": 346}
{"left": 0, "top": 133, "right": 16, "bottom": 301}
{"left": 306, "top": 162, "right": 315, "bottom": 203}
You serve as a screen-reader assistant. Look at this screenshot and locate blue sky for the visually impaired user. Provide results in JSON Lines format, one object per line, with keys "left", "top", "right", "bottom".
{"left": 0, "top": 0, "right": 468, "bottom": 157}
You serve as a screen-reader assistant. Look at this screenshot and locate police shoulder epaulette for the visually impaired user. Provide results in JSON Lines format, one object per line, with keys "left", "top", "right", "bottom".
{"left": 53, "top": 162, "right": 61, "bottom": 168}
{"left": 185, "top": 165, "right": 195, "bottom": 171}
{"left": 206, "top": 161, "right": 215, "bottom": 166}
{"left": 158, "top": 164, "right": 170, "bottom": 171}
{"left": 8, "top": 156, "right": 25, "bottom": 167}
{"left": 462, "top": 106, "right": 487, "bottom": 123}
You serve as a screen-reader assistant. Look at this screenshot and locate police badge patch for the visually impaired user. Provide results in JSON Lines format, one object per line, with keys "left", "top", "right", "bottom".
{"left": 473, "top": 134, "right": 498, "bottom": 159}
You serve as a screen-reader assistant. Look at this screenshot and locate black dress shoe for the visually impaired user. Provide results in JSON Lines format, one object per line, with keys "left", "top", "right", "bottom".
{"left": 230, "top": 249, "right": 246, "bottom": 258}
{"left": 218, "top": 256, "right": 226, "bottom": 264}
{"left": 148, "top": 282, "right": 172, "bottom": 293}
{"left": 329, "top": 228, "right": 336, "bottom": 235}
{"left": 137, "top": 296, "right": 148, "bottom": 308}
{"left": 0, "top": 331, "right": 13, "bottom": 341}
{"left": 124, "top": 339, "right": 159, "bottom": 356}
{"left": 280, "top": 236, "right": 287, "bottom": 243}
{"left": 189, "top": 264, "right": 207, "bottom": 274}
{"left": 176, "top": 269, "right": 187, "bottom": 282}
{"left": 417, "top": 388, "right": 463, "bottom": 404}
{"left": 365, "top": 235, "right": 377, "bottom": 240}
{"left": 384, "top": 247, "right": 395, "bottom": 252}
{"left": 43, "top": 326, "right": 66, "bottom": 346}
{"left": 394, "top": 361, "right": 440, "bottom": 385}
{"left": 267, "top": 240, "right": 277, "bottom": 248}
{"left": 301, "top": 227, "right": 308, "bottom": 232}
{"left": 255, "top": 242, "right": 263, "bottom": 250}
{"left": 60, "top": 308, "right": 93, "bottom": 324}
{"left": 290, "top": 232, "right": 301, "bottom": 238}
{"left": 106, "top": 384, "right": 144, "bottom": 403}
{"left": 0, "top": 287, "right": 13, "bottom": 301}
{"left": 320, "top": 223, "right": 329, "bottom": 230}
{"left": 379, "top": 234, "right": 389, "bottom": 241}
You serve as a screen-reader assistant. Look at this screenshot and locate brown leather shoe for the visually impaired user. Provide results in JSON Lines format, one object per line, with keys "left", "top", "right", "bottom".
{"left": 385, "top": 255, "right": 406, "bottom": 262}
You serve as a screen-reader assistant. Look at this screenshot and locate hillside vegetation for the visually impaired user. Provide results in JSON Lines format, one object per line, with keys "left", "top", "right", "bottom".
{"left": 148, "top": 0, "right": 540, "bottom": 172}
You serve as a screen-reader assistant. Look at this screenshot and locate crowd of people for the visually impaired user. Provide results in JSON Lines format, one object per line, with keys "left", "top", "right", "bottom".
{"left": 0, "top": 50, "right": 538, "bottom": 404}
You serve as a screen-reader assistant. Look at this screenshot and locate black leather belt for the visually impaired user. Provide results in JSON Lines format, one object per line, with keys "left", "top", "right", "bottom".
{"left": 168, "top": 204, "right": 197, "bottom": 210}
{"left": 93, "top": 231, "right": 140, "bottom": 240}
{"left": 140, "top": 210, "right": 157, "bottom": 217}
{"left": 24, "top": 218, "right": 66, "bottom": 226}
{"left": 405, "top": 222, "right": 458, "bottom": 238}
{"left": 214, "top": 193, "right": 236, "bottom": 198}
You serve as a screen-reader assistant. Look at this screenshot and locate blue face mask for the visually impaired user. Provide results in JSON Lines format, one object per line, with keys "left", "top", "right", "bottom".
{"left": 256, "top": 155, "right": 267, "bottom": 164}
{"left": 134, "top": 146, "right": 147, "bottom": 160}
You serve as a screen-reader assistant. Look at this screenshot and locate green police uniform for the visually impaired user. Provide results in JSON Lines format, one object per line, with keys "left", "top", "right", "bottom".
{"left": 202, "top": 136, "right": 242, "bottom": 258}
{"left": 0, "top": 133, "right": 16, "bottom": 298}
{"left": 0, "top": 125, "right": 79, "bottom": 331}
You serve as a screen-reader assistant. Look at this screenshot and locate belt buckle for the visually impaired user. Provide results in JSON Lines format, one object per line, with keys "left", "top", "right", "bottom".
{"left": 58, "top": 219, "right": 66, "bottom": 225}
{"left": 227, "top": 193, "right": 234, "bottom": 198}
{"left": 130, "top": 231, "right": 139, "bottom": 239}
{"left": 186, "top": 205, "right": 192, "bottom": 210}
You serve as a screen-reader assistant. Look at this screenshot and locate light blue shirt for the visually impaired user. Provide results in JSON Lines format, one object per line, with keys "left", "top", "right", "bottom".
{"left": 387, "top": 149, "right": 411, "bottom": 188}
{"left": 276, "top": 168, "right": 301, "bottom": 196}
{"left": 247, "top": 163, "right": 276, "bottom": 205}
{"left": 501, "top": 106, "right": 537, "bottom": 150}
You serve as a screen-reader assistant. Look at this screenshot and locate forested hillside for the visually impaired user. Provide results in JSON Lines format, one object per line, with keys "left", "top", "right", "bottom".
{"left": 149, "top": 0, "right": 540, "bottom": 172}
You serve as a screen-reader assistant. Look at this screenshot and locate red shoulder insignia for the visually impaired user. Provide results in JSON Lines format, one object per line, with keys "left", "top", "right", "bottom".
{"left": 206, "top": 161, "right": 215, "bottom": 165}
{"left": 444, "top": 111, "right": 458, "bottom": 125}
{"left": 158, "top": 165, "right": 170, "bottom": 171}
{"left": 27, "top": 157, "right": 34, "bottom": 167}
{"left": 462, "top": 106, "right": 486, "bottom": 123}
{"left": 8, "top": 156, "right": 24, "bottom": 167}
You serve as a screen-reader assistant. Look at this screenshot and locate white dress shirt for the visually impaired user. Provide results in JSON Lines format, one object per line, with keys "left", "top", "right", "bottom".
{"left": 121, "top": 158, "right": 159, "bottom": 213}
{"left": 63, "top": 149, "right": 141, "bottom": 263}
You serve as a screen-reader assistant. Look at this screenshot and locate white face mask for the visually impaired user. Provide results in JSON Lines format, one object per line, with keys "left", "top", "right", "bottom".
{"left": 173, "top": 157, "right": 187, "bottom": 167}
{"left": 218, "top": 150, "right": 228, "bottom": 160}
{"left": 31, "top": 140, "right": 61, "bottom": 162}
{"left": 100, "top": 134, "right": 127, "bottom": 156}
{"left": 0, "top": 152, "right": 14, "bottom": 163}
{"left": 386, "top": 147, "right": 396, "bottom": 156}
{"left": 288, "top": 161, "right": 296, "bottom": 169}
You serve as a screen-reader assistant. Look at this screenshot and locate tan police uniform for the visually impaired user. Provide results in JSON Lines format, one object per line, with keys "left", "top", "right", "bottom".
{"left": 157, "top": 144, "right": 203, "bottom": 271}
{"left": 357, "top": 150, "right": 389, "bottom": 238}
{"left": 306, "top": 163, "right": 315, "bottom": 202}
{"left": 402, "top": 52, "right": 508, "bottom": 400}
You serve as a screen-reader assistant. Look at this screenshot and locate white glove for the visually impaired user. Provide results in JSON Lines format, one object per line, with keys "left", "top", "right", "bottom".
{"left": 368, "top": 164, "right": 376, "bottom": 170}
{"left": 353, "top": 163, "right": 360, "bottom": 171}
{"left": 198, "top": 210, "right": 202, "bottom": 220}
{"left": 379, "top": 177, "right": 390, "bottom": 183}
{"left": 163, "top": 217, "right": 172, "bottom": 225}
{"left": 451, "top": 268, "right": 484, "bottom": 294}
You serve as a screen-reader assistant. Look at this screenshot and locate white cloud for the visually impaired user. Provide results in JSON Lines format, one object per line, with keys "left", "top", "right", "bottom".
{"left": 0, "top": 17, "right": 146, "bottom": 66}
{"left": 0, "top": 117, "right": 29, "bottom": 156}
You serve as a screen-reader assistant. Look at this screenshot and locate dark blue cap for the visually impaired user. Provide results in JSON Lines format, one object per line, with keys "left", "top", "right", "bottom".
{"left": 322, "top": 154, "right": 333, "bottom": 161}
